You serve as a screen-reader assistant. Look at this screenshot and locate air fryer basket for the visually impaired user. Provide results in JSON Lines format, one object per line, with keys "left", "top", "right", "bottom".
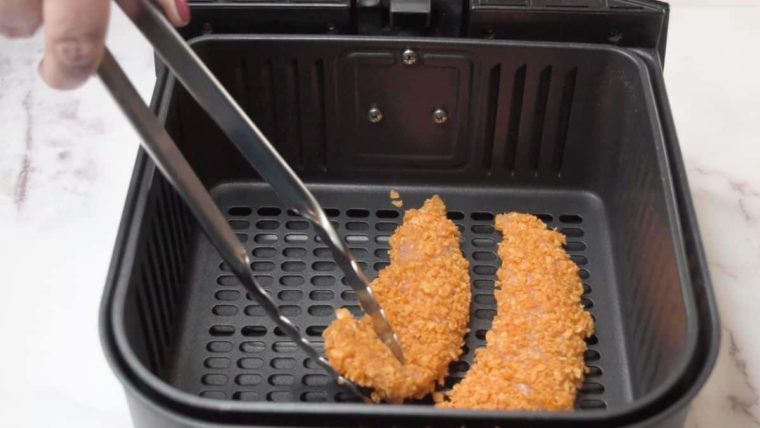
{"left": 98, "top": 35, "right": 712, "bottom": 427}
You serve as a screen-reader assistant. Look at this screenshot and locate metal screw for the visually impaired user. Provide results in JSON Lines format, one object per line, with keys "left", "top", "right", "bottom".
{"left": 402, "top": 49, "right": 418, "bottom": 66}
{"left": 368, "top": 107, "right": 383, "bottom": 123}
{"left": 327, "top": 22, "right": 337, "bottom": 33}
{"left": 432, "top": 108, "right": 448, "bottom": 125}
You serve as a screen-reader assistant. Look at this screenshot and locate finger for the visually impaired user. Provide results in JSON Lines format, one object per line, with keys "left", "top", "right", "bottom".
{"left": 155, "top": 0, "right": 190, "bottom": 27}
{"left": 39, "top": 0, "right": 110, "bottom": 90}
{"left": 0, "top": 0, "right": 42, "bottom": 38}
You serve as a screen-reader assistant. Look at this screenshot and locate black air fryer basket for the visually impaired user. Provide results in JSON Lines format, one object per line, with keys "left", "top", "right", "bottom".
{"left": 100, "top": 1, "right": 720, "bottom": 427}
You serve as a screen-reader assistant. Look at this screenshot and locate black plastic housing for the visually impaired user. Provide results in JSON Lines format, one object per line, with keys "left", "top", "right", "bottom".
{"left": 180, "top": 0, "right": 669, "bottom": 58}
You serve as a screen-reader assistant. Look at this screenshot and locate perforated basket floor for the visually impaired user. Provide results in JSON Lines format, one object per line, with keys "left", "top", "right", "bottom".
{"left": 166, "top": 182, "right": 628, "bottom": 411}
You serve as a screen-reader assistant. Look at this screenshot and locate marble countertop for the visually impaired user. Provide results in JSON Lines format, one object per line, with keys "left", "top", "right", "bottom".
{"left": 1, "top": 3, "right": 758, "bottom": 427}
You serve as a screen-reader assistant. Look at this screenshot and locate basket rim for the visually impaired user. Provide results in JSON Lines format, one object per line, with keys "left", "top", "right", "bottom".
{"left": 100, "top": 35, "right": 714, "bottom": 426}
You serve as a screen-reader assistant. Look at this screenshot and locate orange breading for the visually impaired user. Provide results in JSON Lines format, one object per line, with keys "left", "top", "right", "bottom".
{"left": 390, "top": 189, "right": 403, "bottom": 208}
{"left": 437, "top": 213, "right": 594, "bottom": 410}
{"left": 323, "top": 195, "right": 471, "bottom": 403}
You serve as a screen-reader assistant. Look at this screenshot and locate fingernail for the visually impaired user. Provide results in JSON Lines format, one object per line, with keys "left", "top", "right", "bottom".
{"left": 0, "top": 25, "right": 14, "bottom": 37}
{"left": 175, "top": 0, "right": 190, "bottom": 25}
{"left": 39, "top": 57, "right": 86, "bottom": 90}
{"left": 1, "top": 24, "right": 35, "bottom": 38}
{"left": 40, "top": 39, "right": 99, "bottom": 90}
{"left": 55, "top": 39, "right": 97, "bottom": 68}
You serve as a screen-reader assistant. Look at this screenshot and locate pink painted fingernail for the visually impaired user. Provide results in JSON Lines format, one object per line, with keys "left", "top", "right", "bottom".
{"left": 175, "top": 0, "right": 190, "bottom": 25}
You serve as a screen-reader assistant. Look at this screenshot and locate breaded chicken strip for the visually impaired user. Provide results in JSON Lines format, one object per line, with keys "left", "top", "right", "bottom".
{"left": 437, "top": 213, "right": 593, "bottom": 410}
{"left": 323, "top": 195, "right": 471, "bottom": 403}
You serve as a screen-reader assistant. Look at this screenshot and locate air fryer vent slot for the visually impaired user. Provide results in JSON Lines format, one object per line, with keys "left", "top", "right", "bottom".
{"left": 485, "top": 64, "right": 578, "bottom": 176}
{"left": 132, "top": 178, "right": 194, "bottom": 376}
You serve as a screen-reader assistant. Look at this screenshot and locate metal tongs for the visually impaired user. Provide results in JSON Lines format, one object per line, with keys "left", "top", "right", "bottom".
{"left": 98, "top": 0, "right": 404, "bottom": 398}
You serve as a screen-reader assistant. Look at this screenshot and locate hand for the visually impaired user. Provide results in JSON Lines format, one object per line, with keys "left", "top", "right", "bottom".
{"left": 0, "top": 0, "right": 190, "bottom": 90}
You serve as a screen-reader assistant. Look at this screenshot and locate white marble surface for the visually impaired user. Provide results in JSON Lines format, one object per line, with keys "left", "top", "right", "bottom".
{"left": 1, "top": 3, "right": 759, "bottom": 428}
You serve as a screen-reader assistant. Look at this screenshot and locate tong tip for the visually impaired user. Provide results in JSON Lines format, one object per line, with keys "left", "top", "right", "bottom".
{"left": 385, "top": 334, "right": 407, "bottom": 365}
{"left": 368, "top": 312, "right": 406, "bottom": 364}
